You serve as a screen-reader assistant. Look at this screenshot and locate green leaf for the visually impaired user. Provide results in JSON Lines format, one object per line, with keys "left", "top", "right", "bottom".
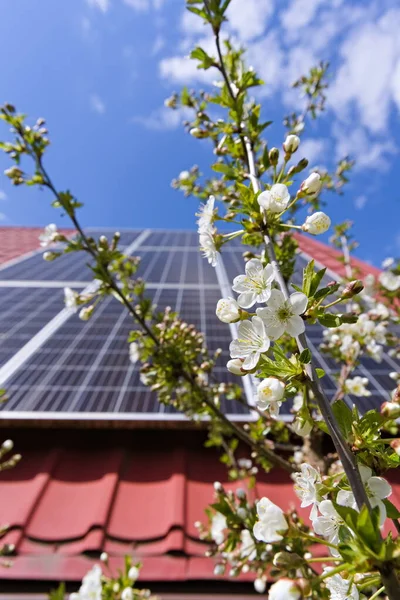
{"left": 212, "top": 162, "right": 234, "bottom": 177}
{"left": 315, "top": 368, "right": 325, "bottom": 378}
{"left": 302, "top": 260, "right": 315, "bottom": 297}
{"left": 318, "top": 313, "right": 342, "bottom": 328}
{"left": 309, "top": 267, "right": 326, "bottom": 297}
{"left": 299, "top": 349, "right": 311, "bottom": 364}
{"left": 383, "top": 499, "right": 400, "bottom": 519}
{"left": 190, "top": 47, "right": 214, "bottom": 69}
{"left": 332, "top": 400, "right": 353, "bottom": 441}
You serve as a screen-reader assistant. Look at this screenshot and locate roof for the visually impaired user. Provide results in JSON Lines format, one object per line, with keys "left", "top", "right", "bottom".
{"left": 0, "top": 226, "right": 74, "bottom": 267}
{"left": 0, "top": 428, "right": 399, "bottom": 588}
{"left": 0, "top": 429, "right": 296, "bottom": 585}
{"left": 0, "top": 227, "right": 395, "bottom": 424}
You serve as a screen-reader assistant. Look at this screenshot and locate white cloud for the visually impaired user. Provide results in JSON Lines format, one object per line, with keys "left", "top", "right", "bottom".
{"left": 226, "top": 0, "right": 274, "bottom": 41}
{"left": 131, "top": 106, "right": 192, "bottom": 130}
{"left": 87, "top": 0, "right": 109, "bottom": 12}
{"left": 329, "top": 15, "right": 400, "bottom": 133}
{"left": 123, "top": 0, "right": 148, "bottom": 10}
{"left": 90, "top": 94, "right": 106, "bottom": 115}
{"left": 181, "top": 9, "right": 208, "bottom": 35}
{"left": 299, "top": 138, "right": 327, "bottom": 165}
{"left": 354, "top": 195, "right": 367, "bottom": 210}
{"left": 123, "top": 0, "right": 164, "bottom": 10}
{"left": 0, "top": 190, "right": 7, "bottom": 202}
{"left": 332, "top": 124, "right": 397, "bottom": 171}
{"left": 0, "top": 213, "right": 6, "bottom": 221}
{"left": 281, "top": 0, "right": 329, "bottom": 33}
{"left": 159, "top": 35, "right": 217, "bottom": 84}
{"left": 247, "top": 33, "right": 284, "bottom": 96}
{"left": 152, "top": 35, "right": 165, "bottom": 56}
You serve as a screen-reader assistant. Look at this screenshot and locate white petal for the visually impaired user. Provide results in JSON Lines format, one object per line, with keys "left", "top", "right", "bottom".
{"left": 268, "top": 288, "right": 285, "bottom": 309}
{"left": 256, "top": 287, "right": 272, "bottom": 304}
{"left": 286, "top": 315, "right": 305, "bottom": 337}
{"left": 263, "top": 263, "right": 275, "bottom": 284}
{"left": 243, "top": 352, "right": 259, "bottom": 370}
{"left": 359, "top": 465, "right": 372, "bottom": 483}
{"left": 232, "top": 275, "right": 248, "bottom": 292}
{"left": 245, "top": 258, "right": 263, "bottom": 277}
{"left": 237, "top": 291, "right": 256, "bottom": 308}
{"left": 290, "top": 292, "right": 308, "bottom": 315}
{"left": 368, "top": 477, "right": 392, "bottom": 500}
{"left": 229, "top": 339, "right": 245, "bottom": 359}
{"left": 252, "top": 316, "right": 267, "bottom": 340}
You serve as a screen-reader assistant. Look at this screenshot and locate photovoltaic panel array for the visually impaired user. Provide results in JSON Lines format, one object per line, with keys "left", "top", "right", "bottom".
{"left": 0, "top": 228, "right": 396, "bottom": 421}
{"left": 0, "top": 229, "right": 248, "bottom": 419}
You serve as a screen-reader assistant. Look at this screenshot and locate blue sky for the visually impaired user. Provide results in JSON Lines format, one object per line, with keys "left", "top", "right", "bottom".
{"left": 0, "top": 0, "right": 399, "bottom": 266}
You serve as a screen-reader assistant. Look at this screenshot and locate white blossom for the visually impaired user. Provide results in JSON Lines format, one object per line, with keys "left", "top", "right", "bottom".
{"left": 257, "top": 289, "right": 308, "bottom": 340}
{"left": 232, "top": 258, "right": 275, "bottom": 308}
{"left": 379, "top": 271, "right": 400, "bottom": 291}
{"left": 199, "top": 229, "right": 219, "bottom": 267}
{"left": 323, "top": 569, "right": 359, "bottom": 600}
{"left": 257, "top": 183, "right": 290, "bottom": 213}
{"left": 39, "top": 223, "right": 58, "bottom": 247}
{"left": 216, "top": 297, "right": 240, "bottom": 323}
{"left": 269, "top": 579, "right": 301, "bottom": 600}
{"left": 226, "top": 358, "right": 246, "bottom": 376}
{"left": 312, "top": 500, "right": 342, "bottom": 552}
{"left": 300, "top": 172, "right": 322, "bottom": 195}
{"left": 229, "top": 317, "right": 270, "bottom": 370}
{"left": 128, "top": 566, "right": 139, "bottom": 580}
{"left": 291, "top": 417, "right": 312, "bottom": 437}
{"left": 302, "top": 212, "right": 331, "bottom": 235}
{"left": 382, "top": 257, "right": 394, "bottom": 269}
{"left": 253, "top": 578, "right": 266, "bottom": 594}
{"left": 69, "top": 564, "right": 102, "bottom": 600}
{"left": 362, "top": 273, "right": 376, "bottom": 299}
{"left": 337, "top": 465, "right": 392, "bottom": 526}
{"left": 293, "top": 463, "right": 321, "bottom": 520}
{"left": 253, "top": 497, "right": 288, "bottom": 543}
{"left": 211, "top": 512, "right": 227, "bottom": 544}
{"left": 283, "top": 135, "right": 300, "bottom": 154}
{"left": 129, "top": 342, "right": 140, "bottom": 364}
{"left": 64, "top": 287, "right": 78, "bottom": 313}
{"left": 179, "top": 170, "right": 190, "bottom": 180}
{"left": 197, "top": 196, "right": 215, "bottom": 232}
{"left": 121, "top": 588, "right": 134, "bottom": 600}
{"left": 344, "top": 376, "right": 371, "bottom": 397}
{"left": 240, "top": 529, "right": 257, "bottom": 560}
{"left": 366, "top": 340, "right": 383, "bottom": 363}
{"left": 256, "top": 377, "right": 285, "bottom": 418}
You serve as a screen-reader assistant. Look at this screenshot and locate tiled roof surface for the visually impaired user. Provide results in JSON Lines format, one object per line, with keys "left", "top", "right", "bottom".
{"left": 0, "top": 430, "right": 308, "bottom": 583}
{"left": 1, "top": 429, "right": 399, "bottom": 585}
{"left": 294, "top": 233, "right": 381, "bottom": 280}
{"left": 0, "top": 226, "right": 74, "bottom": 266}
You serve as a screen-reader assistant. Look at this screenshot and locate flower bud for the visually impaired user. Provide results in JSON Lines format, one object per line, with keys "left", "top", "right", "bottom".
{"left": 302, "top": 211, "right": 331, "bottom": 235}
{"left": 300, "top": 172, "right": 322, "bottom": 195}
{"left": 381, "top": 402, "right": 400, "bottom": 417}
{"left": 100, "top": 552, "right": 108, "bottom": 562}
{"left": 283, "top": 134, "right": 300, "bottom": 154}
{"left": 213, "top": 481, "right": 223, "bottom": 492}
{"left": 269, "top": 147, "right": 279, "bottom": 166}
{"left": 390, "top": 440, "right": 400, "bottom": 456}
{"left": 128, "top": 566, "right": 140, "bottom": 580}
{"left": 392, "top": 385, "right": 400, "bottom": 404}
{"left": 287, "top": 158, "right": 308, "bottom": 176}
{"left": 2, "top": 440, "right": 13, "bottom": 452}
{"left": 342, "top": 280, "right": 364, "bottom": 298}
{"left": 164, "top": 95, "right": 177, "bottom": 109}
{"left": 42, "top": 251, "right": 60, "bottom": 262}
{"left": 269, "top": 578, "right": 301, "bottom": 600}
{"left": 121, "top": 587, "right": 134, "bottom": 600}
{"left": 190, "top": 127, "right": 208, "bottom": 138}
{"left": 216, "top": 297, "right": 240, "bottom": 323}
{"left": 236, "top": 488, "right": 246, "bottom": 499}
{"left": 227, "top": 358, "right": 246, "bottom": 376}
{"left": 254, "top": 578, "right": 266, "bottom": 594}
{"left": 291, "top": 418, "right": 312, "bottom": 437}
{"left": 79, "top": 305, "right": 95, "bottom": 321}
{"left": 237, "top": 507, "right": 247, "bottom": 519}
{"left": 273, "top": 551, "right": 303, "bottom": 569}
{"left": 214, "top": 564, "right": 225, "bottom": 576}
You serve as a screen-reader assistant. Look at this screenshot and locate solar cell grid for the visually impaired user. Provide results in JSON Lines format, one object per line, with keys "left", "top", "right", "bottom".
{"left": 0, "top": 229, "right": 394, "bottom": 421}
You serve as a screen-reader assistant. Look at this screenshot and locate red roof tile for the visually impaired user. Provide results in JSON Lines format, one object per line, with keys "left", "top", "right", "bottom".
{"left": 0, "top": 430, "right": 399, "bottom": 584}
{"left": 0, "top": 226, "right": 74, "bottom": 266}
{"left": 294, "top": 233, "right": 381, "bottom": 280}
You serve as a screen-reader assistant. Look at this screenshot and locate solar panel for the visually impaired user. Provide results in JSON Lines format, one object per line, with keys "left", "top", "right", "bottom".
{"left": 0, "top": 228, "right": 394, "bottom": 421}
